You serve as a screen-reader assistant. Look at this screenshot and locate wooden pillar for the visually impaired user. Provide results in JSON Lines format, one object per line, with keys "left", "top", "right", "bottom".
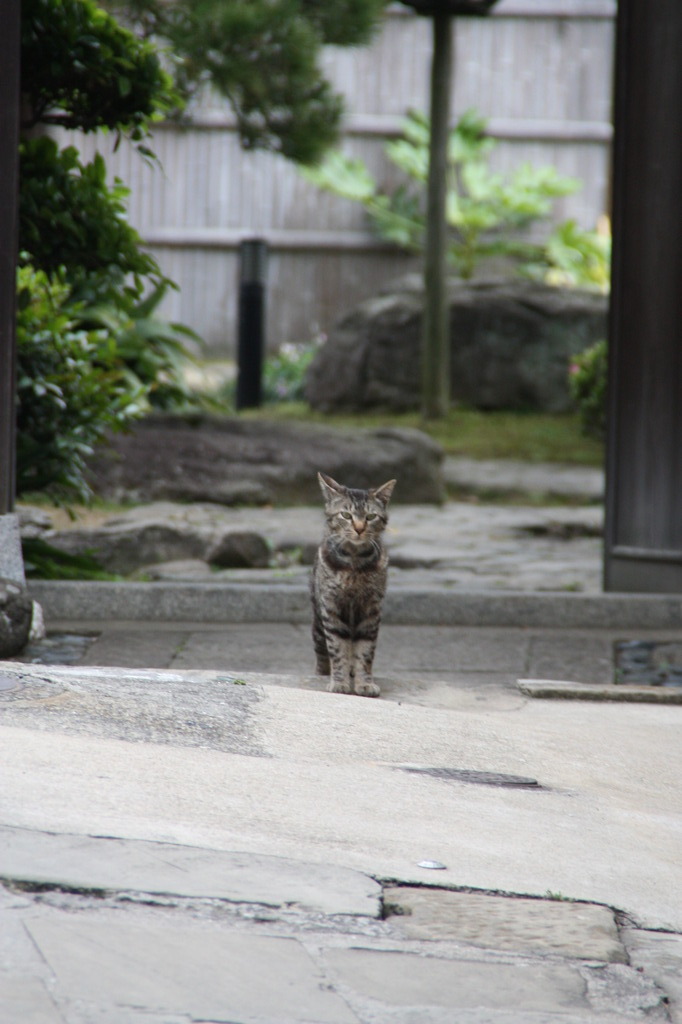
{"left": 604, "top": 0, "right": 682, "bottom": 591}
{"left": 0, "top": 0, "right": 20, "bottom": 514}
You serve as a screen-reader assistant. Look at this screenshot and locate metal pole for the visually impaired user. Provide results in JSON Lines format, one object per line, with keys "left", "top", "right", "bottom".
{"left": 236, "top": 239, "right": 268, "bottom": 410}
{"left": 421, "top": 12, "right": 452, "bottom": 420}
{"left": 0, "top": 0, "right": 20, "bottom": 513}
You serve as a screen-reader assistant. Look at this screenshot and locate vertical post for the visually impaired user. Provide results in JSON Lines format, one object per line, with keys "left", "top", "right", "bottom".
{"left": 236, "top": 238, "right": 268, "bottom": 411}
{"left": 604, "top": 0, "right": 682, "bottom": 591}
{"left": 0, "top": 0, "right": 20, "bottom": 514}
{"left": 421, "top": 12, "right": 452, "bottom": 420}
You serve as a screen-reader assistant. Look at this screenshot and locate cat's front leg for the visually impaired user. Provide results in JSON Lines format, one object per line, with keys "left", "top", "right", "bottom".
{"left": 326, "top": 634, "right": 354, "bottom": 694}
{"left": 353, "top": 638, "right": 380, "bottom": 698}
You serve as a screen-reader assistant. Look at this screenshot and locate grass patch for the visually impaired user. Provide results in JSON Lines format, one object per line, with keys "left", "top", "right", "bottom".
{"left": 239, "top": 403, "right": 604, "bottom": 467}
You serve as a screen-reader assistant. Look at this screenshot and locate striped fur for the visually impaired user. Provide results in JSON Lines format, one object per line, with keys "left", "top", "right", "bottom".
{"left": 311, "top": 472, "right": 396, "bottom": 698}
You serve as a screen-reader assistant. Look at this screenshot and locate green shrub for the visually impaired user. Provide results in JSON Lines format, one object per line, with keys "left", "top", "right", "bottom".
{"left": 16, "top": 265, "right": 146, "bottom": 504}
{"left": 81, "top": 283, "right": 200, "bottom": 410}
{"left": 568, "top": 340, "right": 608, "bottom": 440}
{"left": 19, "top": 138, "right": 165, "bottom": 303}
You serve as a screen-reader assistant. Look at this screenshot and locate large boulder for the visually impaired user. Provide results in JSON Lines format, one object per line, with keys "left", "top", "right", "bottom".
{"left": 87, "top": 414, "right": 445, "bottom": 506}
{"left": 305, "top": 276, "right": 608, "bottom": 413}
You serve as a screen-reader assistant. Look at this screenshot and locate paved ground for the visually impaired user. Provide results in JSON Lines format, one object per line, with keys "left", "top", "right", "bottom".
{"left": 3, "top": 463, "right": 682, "bottom": 1023}
{"left": 1, "top": 650, "right": 681, "bottom": 1024}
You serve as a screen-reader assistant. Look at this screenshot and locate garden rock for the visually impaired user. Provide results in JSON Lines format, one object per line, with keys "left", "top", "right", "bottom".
{"left": 305, "top": 276, "right": 608, "bottom": 413}
{"left": 206, "top": 531, "right": 270, "bottom": 569}
{"left": 48, "top": 522, "right": 209, "bottom": 575}
{"left": 0, "top": 577, "right": 32, "bottom": 658}
{"left": 86, "top": 413, "right": 445, "bottom": 505}
{"left": 47, "top": 519, "right": 275, "bottom": 576}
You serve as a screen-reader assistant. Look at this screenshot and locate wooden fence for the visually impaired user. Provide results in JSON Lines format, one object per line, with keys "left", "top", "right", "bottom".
{"left": 55, "top": 0, "right": 616, "bottom": 355}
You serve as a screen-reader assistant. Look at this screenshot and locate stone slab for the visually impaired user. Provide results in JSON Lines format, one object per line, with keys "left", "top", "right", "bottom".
{"left": 0, "top": 976, "right": 58, "bottom": 1024}
{"left": 0, "top": 826, "right": 381, "bottom": 916}
{"left": 78, "top": 627, "right": 191, "bottom": 668}
{"left": 325, "top": 946, "right": 588, "bottom": 1013}
{"left": 526, "top": 633, "right": 614, "bottom": 685}
{"left": 518, "top": 679, "right": 682, "bottom": 704}
{"left": 26, "top": 915, "right": 358, "bottom": 1023}
{"left": 383, "top": 886, "right": 626, "bottom": 962}
{"left": 172, "top": 622, "right": 310, "bottom": 673}
{"left": 624, "top": 929, "right": 682, "bottom": 1024}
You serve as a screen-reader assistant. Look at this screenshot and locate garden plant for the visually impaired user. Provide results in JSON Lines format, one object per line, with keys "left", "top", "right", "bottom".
{"left": 304, "top": 108, "right": 610, "bottom": 288}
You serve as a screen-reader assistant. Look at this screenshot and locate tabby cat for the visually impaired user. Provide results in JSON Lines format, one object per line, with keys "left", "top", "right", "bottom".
{"left": 311, "top": 472, "right": 396, "bottom": 698}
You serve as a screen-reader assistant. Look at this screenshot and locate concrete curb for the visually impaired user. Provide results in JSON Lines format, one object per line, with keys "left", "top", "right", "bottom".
{"left": 29, "top": 580, "right": 682, "bottom": 629}
{"left": 518, "top": 678, "right": 682, "bottom": 704}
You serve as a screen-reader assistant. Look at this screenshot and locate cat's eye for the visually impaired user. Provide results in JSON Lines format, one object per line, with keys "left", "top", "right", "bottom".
{"left": 339, "top": 511, "right": 353, "bottom": 520}
{"left": 366, "top": 513, "right": 377, "bottom": 521}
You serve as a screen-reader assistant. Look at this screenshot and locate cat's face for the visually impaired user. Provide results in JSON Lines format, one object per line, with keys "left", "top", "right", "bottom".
{"left": 318, "top": 472, "right": 396, "bottom": 545}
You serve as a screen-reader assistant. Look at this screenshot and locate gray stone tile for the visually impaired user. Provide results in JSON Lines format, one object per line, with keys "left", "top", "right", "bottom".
{"left": 526, "top": 633, "right": 613, "bottom": 684}
{"left": 79, "top": 628, "right": 188, "bottom": 668}
{"left": 624, "top": 929, "right": 682, "bottom": 1023}
{"left": 0, "top": 828, "right": 380, "bottom": 916}
{"left": 26, "top": 916, "right": 359, "bottom": 1023}
{"left": 325, "top": 947, "right": 588, "bottom": 1013}
{"left": 375, "top": 626, "right": 529, "bottom": 673}
{"left": 383, "top": 887, "right": 626, "bottom": 962}
{"left": 172, "top": 623, "right": 310, "bottom": 672}
{"left": 0, "top": 975, "right": 63, "bottom": 1024}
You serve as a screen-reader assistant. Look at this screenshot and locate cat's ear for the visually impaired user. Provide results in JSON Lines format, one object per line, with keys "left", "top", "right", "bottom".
{"left": 372, "top": 479, "right": 396, "bottom": 506}
{"left": 318, "top": 472, "right": 344, "bottom": 501}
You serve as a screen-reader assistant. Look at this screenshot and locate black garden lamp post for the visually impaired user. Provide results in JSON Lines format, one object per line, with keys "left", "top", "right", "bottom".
{"left": 397, "top": 0, "right": 500, "bottom": 419}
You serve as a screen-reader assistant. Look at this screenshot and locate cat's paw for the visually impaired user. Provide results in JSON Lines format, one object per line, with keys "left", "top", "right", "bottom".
{"left": 354, "top": 679, "right": 381, "bottom": 698}
{"left": 328, "top": 679, "right": 353, "bottom": 695}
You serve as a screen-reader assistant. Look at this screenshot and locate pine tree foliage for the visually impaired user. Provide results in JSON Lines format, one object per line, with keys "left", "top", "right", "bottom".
{"left": 104, "top": 0, "right": 388, "bottom": 163}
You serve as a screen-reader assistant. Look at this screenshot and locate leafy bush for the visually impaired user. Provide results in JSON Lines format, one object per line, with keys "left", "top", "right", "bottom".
{"left": 568, "top": 340, "right": 608, "bottom": 440}
{"left": 19, "top": 138, "right": 165, "bottom": 303}
{"left": 304, "top": 109, "right": 610, "bottom": 287}
{"left": 16, "top": 265, "right": 146, "bottom": 504}
{"left": 81, "top": 283, "right": 200, "bottom": 409}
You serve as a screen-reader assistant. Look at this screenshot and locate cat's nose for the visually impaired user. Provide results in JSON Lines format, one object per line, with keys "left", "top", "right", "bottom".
{"left": 353, "top": 519, "right": 366, "bottom": 534}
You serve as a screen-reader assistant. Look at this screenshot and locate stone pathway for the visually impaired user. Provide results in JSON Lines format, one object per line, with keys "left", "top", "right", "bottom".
{"left": 29, "top": 495, "right": 605, "bottom": 593}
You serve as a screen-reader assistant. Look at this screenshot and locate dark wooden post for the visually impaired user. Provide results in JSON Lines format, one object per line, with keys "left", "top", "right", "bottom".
{"left": 604, "top": 0, "right": 682, "bottom": 591}
{"left": 0, "top": 1, "right": 20, "bottom": 514}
